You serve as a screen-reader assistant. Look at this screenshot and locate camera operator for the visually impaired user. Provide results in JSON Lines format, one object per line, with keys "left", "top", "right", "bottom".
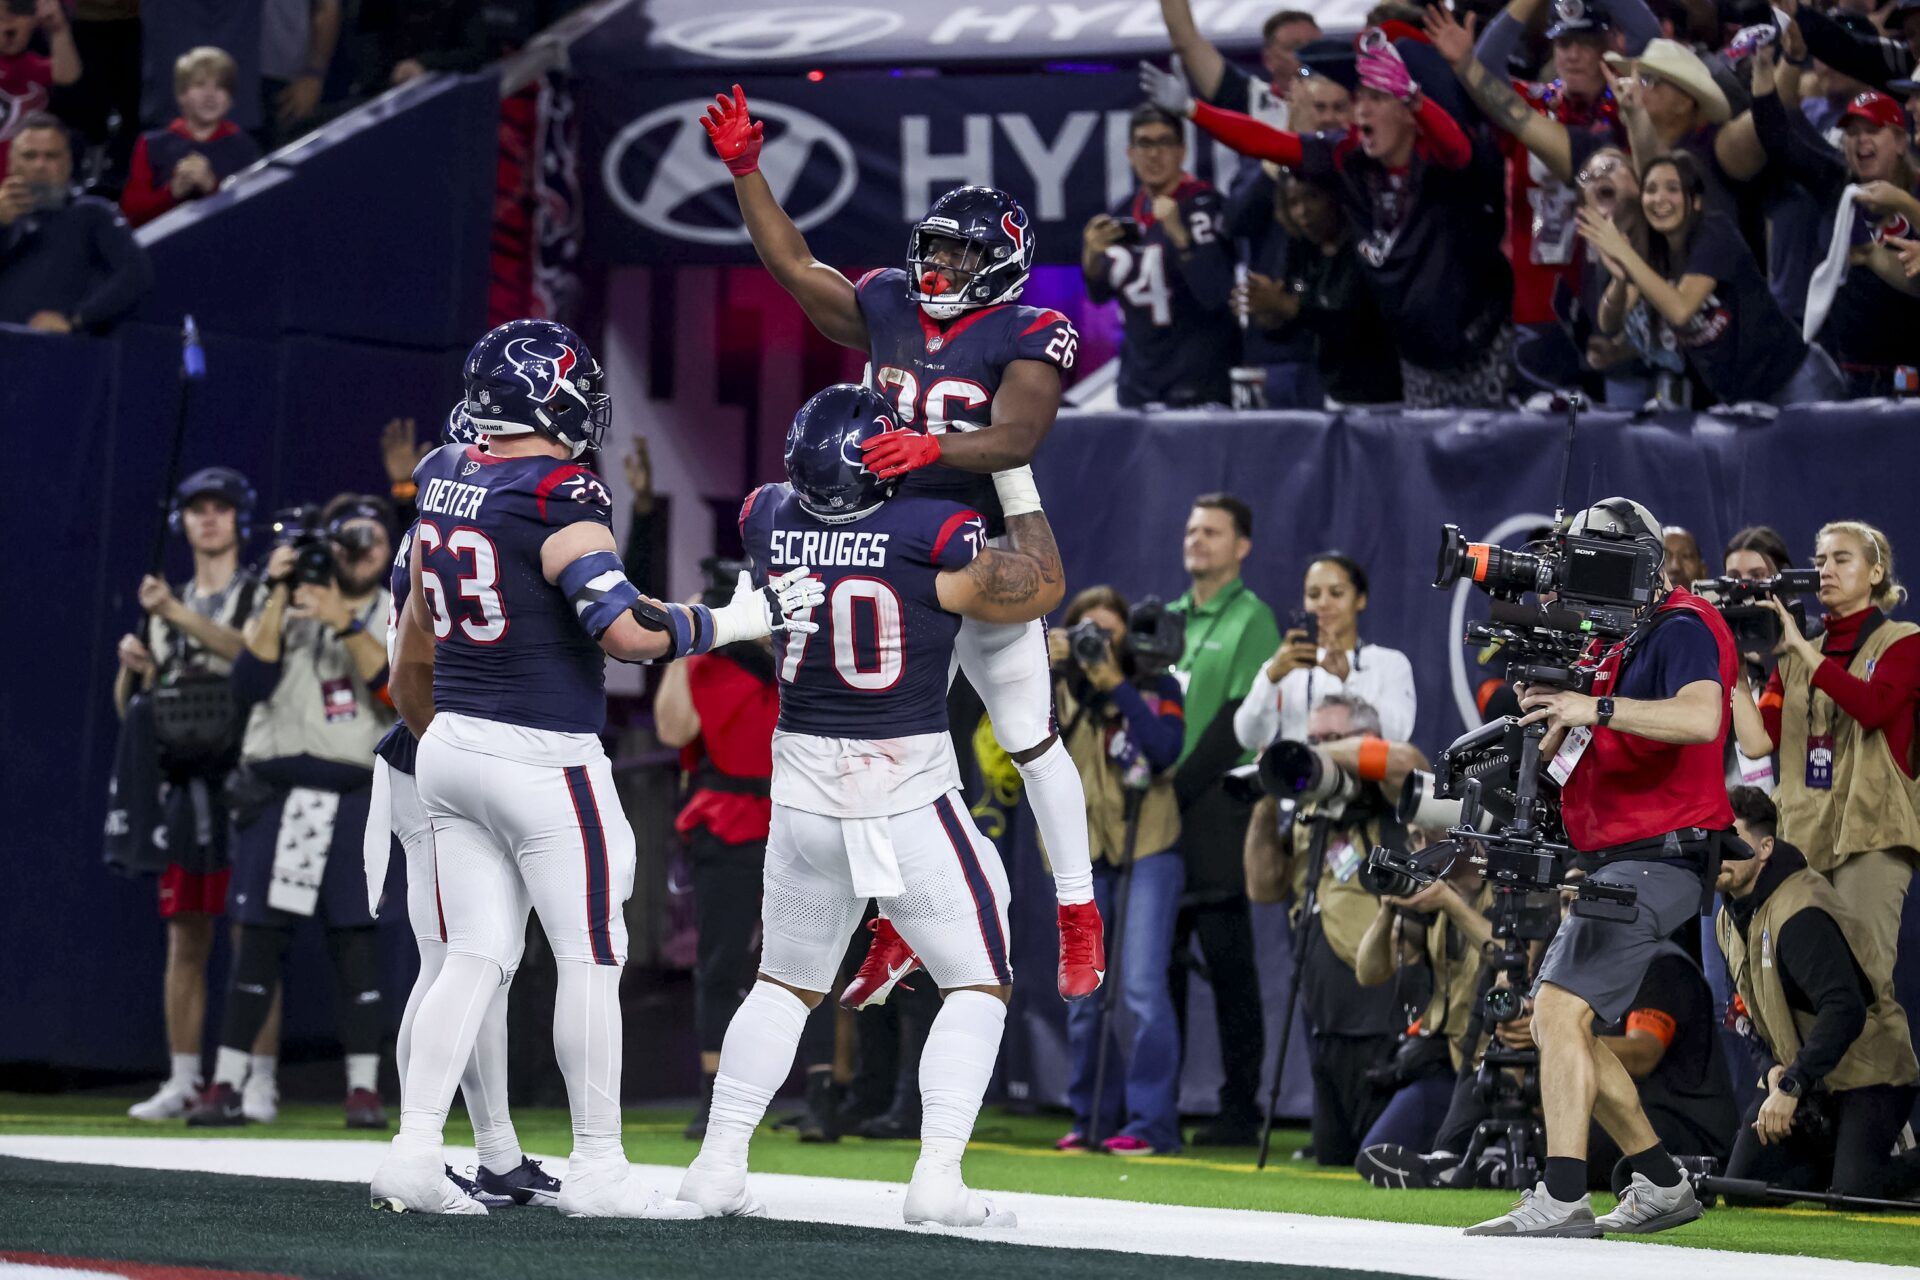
{"left": 109, "top": 467, "right": 279, "bottom": 1121}
{"left": 653, "top": 559, "right": 787, "bottom": 1140}
{"left": 1736, "top": 521, "right": 1920, "bottom": 975}
{"left": 1718, "top": 787, "right": 1920, "bottom": 1201}
{"left": 1718, "top": 524, "right": 1796, "bottom": 793}
{"left": 188, "top": 493, "right": 396, "bottom": 1129}
{"left": 1351, "top": 829, "right": 1493, "bottom": 1155}
{"left": 1466, "top": 496, "right": 1740, "bottom": 1238}
{"left": 1244, "top": 692, "right": 1431, "bottom": 1167}
{"left": 1048, "top": 587, "right": 1187, "bottom": 1155}
{"left": 1235, "top": 553, "right": 1416, "bottom": 752}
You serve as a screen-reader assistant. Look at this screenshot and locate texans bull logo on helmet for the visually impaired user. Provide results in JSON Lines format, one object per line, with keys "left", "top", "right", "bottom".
{"left": 504, "top": 337, "right": 582, "bottom": 403}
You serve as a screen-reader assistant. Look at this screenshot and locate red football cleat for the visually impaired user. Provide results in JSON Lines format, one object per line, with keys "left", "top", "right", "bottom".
{"left": 839, "top": 917, "right": 924, "bottom": 1011}
{"left": 1057, "top": 901, "right": 1106, "bottom": 1002}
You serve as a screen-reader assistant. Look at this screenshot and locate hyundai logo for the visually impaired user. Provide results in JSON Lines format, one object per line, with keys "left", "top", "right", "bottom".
{"left": 602, "top": 98, "right": 858, "bottom": 246}
{"left": 659, "top": 7, "right": 902, "bottom": 60}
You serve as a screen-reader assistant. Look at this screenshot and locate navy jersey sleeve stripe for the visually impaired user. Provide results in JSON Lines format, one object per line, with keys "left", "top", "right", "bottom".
{"left": 930, "top": 508, "right": 985, "bottom": 563}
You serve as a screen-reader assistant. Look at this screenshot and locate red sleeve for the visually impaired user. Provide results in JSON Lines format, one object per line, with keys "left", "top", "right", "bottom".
{"left": 119, "top": 137, "right": 176, "bottom": 228}
{"left": 1192, "top": 100, "right": 1304, "bottom": 168}
{"left": 1412, "top": 96, "right": 1473, "bottom": 170}
{"left": 1761, "top": 666, "right": 1785, "bottom": 744}
{"left": 1810, "top": 632, "right": 1920, "bottom": 732}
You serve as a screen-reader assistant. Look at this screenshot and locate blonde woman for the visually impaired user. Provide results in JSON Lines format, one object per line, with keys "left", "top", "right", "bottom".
{"left": 1731, "top": 521, "right": 1920, "bottom": 970}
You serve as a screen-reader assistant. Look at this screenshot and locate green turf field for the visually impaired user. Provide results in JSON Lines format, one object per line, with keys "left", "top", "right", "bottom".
{"left": 2, "top": 1094, "right": 1917, "bottom": 1268}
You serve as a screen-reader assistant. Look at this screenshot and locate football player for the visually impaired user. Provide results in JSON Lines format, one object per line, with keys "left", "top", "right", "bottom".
{"left": 369, "top": 320, "right": 820, "bottom": 1217}
{"left": 701, "top": 85, "right": 1104, "bottom": 1005}
{"left": 362, "top": 403, "right": 555, "bottom": 1210}
{"left": 678, "top": 383, "right": 1063, "bottom": 1227}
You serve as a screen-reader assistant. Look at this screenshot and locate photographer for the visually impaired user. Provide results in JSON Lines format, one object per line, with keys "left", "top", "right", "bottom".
{"left": 1718, "top": 787, "right": 1920, "bottom": 1202}
{"left": 188, "top": 494, "right": 396, "bottom": 1129}
{"left": 1351, "top": 831, "right": 1493, "bottom": 1156}
{"left": 1719, "top": 524, "right": 1796, "bottom": 793}
{"left": 1467, "top": 496, "right": 1739, "bottom": 1237}
{"left": 654, "top": 560, "right": 786, "bottom": 1140}
{"left": 109, "top": 467, "right": 277, "bottom": 1121}
{"left": 1049, "top": 587, "right": 1187, "bottom": 1155}
{"left": 1235, "top": 553, "right": 1417, "bottom": 753}
{"left": 1740, "top": 521, "right": 1920, "bottom": 975}
{"left": 1244, "top": 692, "right": 1430, "bottom": 1168}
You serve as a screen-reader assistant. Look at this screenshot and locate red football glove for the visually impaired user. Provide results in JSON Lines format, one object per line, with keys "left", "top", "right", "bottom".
{"left": 861, "top": 430, "right": 942, "bottom": 479}
{"left": 701, "top": 84, "right": 764, "bottom": 177}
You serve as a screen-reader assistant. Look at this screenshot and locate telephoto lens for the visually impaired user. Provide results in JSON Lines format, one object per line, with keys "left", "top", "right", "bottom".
{"left": 1259, "top": 739, "right": 1362, "bottom": 810}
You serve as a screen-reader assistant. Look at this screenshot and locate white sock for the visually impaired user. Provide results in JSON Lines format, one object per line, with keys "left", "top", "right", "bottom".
{"left": 1014, "top": 740, "right": 1094, "bottom": 904}
{"left": 346, "top": 1053, "right": 380, "bottom": 1093}
{"left": 553, "top": 961, "right": 624, "bottom": 1166}
{"left": 169, "top": 1052, "right": 201, "bottom": 1089}
{"left": 214, "top": 1046, "right": 249, "bottom": 1088}
{"left": 248, "top": 1053, "right": 277, "bottom": 1083}
{"left": 466, "top": 979, "right": 523, "bottom": 1173}
{"left": 694, "top": 981, "right": 811, "bottom": 1173}
{"left": 397, "top": 952, "right": 501, "bottom": 1147}
{"left": 916, "top": 991, "right": 1008, "bottom": 1174}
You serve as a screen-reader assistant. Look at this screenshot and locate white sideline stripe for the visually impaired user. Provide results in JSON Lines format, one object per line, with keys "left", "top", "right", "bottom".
{"left": 0, "top": 1136, "right": 1911, "bottom": 1280}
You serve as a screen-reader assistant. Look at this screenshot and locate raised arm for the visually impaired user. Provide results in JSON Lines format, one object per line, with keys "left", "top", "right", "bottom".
{"left": 703, "top": 86, "right": 869, "bottom": 350}
{"left": 1158, "top": 0, "right": 1229, "bottom": 103}
{"left": 1144, "top": 59, "right": 1307, "bottom": 167}
{"left": 1431, "top": 6, "right": 1575, "bottom": 181}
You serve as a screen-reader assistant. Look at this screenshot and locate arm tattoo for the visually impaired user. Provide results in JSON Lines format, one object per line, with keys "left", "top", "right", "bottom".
{"left": 1458, "top": 56, "right": 1537, "bottom": 135}
{"left": 965, "top": 511, "right": 1063, "bottom": 606}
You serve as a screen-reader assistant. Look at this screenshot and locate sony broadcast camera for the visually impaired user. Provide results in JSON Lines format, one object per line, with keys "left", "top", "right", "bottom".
{"left": 1692, "top": 569, "right": 1820, "bottom": 658}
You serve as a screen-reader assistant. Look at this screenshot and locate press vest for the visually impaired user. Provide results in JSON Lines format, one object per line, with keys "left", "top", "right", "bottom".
{"left": 1715, "top": 868, "right": 1918, "bottom": 1092}
{"left": 1559, "top": 590, "right": 1736, "bottom": 851}
{"left": 1060, "top": 680, "right": 1180, "bottom": 866}
{"left": 240, "top": 595, "right": 394, "bottom": 772}
{"left": 1421, "top": 881, "right": 1493, "bottom": 1070}
{"left": 1774, "top": 616, "right": 1920, "bottom": 872}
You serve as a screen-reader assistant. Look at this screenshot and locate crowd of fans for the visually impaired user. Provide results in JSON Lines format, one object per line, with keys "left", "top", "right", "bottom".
{"left": 1090, "top": 0, "right": 1920, "bottom": 409}
{"left": 0, "top": 1, "right": 581, "bottom": 331}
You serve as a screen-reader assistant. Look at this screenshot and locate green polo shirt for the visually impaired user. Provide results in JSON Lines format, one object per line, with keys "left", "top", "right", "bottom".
{"left": 1171, "top": 577, "right": 1281, "bottom": 764}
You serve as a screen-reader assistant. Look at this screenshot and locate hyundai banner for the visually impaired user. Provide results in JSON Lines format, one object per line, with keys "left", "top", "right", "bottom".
{"left": 582, "top": 71, "right": 1263, "bottom": 267}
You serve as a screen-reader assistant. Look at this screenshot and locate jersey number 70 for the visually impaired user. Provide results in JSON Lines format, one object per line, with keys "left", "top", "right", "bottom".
{"left": 778, "top": 575, "right": 904, "bottom": 690}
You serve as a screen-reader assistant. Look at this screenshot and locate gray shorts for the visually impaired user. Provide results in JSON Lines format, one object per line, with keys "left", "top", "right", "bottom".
{"left": 1533, "top": 860, "right": 1702, "bottom": 1024}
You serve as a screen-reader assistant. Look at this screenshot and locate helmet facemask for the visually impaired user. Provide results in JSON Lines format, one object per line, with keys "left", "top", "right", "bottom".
{"left": 908, "top": 226, "right": 994, "bottom": 320}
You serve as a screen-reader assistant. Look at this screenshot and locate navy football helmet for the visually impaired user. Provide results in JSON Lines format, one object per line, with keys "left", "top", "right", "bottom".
{"left": 462, "top": 318, "right": 611, "bottom": 458}
{"left": 785, "top": 384, "right": 901, "bottom": 523}
{"left": 170, "top": 466, "right": 256, "bottom": 540}
{"left": 906, "top": 186, "right": 1035, "bottom": 320}
{"left": 443, "top": 399, "right": 479, "bottom": 446}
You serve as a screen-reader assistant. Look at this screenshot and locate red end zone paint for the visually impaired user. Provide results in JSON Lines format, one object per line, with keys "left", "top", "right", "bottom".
{"left": 0, "top": 1252, "right": 300, "bottom": 1280}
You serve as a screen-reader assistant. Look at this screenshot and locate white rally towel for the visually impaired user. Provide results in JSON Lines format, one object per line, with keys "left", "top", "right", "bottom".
{"left": 1805, "top": 183, "right": 1863, "bottom": 343}
{"left": 842, "top": 816, "right": 906, "bottom": 900}
{"left": 268, "top": 787, "right": 340, "bottom": 916}
{"left": 362, "top": 759, "right": 394, "bottom": 916}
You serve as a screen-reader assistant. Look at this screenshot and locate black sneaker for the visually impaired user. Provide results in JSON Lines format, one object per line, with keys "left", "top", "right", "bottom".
{"left": 475, "top": 1157, "right": 562, "bottom": 1208}
{"left": 1189, "top": 1116, "right": 1261, "bottom": 1147}
{"left": 797, "top": 1072, "right": 840, "bottom": 1144}
{"left": 857, "top": 1101, "right": 920, "bottom": 1140}
{"left": 185, "top": 1083, "right": 246, "bottom": 1128}
{"left": 1357, "top": 1143, "right": 1457, "bottom": 1190}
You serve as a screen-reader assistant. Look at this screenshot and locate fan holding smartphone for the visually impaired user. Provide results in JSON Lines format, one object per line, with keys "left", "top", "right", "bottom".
{"left": 1234, "top": 552, "right": 1419, "bottom": 750}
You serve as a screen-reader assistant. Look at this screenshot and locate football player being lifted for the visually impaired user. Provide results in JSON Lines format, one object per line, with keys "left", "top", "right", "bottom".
{"left": 701, "top": 84, "right": 1103, "bottom": 1006}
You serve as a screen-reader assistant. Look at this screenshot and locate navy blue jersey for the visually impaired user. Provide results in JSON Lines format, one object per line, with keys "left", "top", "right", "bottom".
{"left": 411, "top": 443, "right": 613, "bottom": 734}
{"left": 855, "top": 266, "right": 1076, "bottom": 537}
{"left": 740, "top": 482, "right": 984, "bottom": 738}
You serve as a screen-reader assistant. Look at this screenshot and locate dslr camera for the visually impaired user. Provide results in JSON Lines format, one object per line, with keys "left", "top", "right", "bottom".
{"left": 268, "top": 506, "right": 337, "bottom": 588}
{"left": 1063, "top": 596, "right": 1186, "bottom": 676}
{"left": 1692, "top": 569, "right": 1819, "bottom": 656}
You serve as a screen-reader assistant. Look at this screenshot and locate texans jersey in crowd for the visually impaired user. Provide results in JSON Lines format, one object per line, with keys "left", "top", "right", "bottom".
{"left": 740, "top": 481, "right": 983, "bottom": 740}
{"left": 1085, "top": 179, "right": 1238, "bottom": 409}
{"left": 855, "top": 266, "right": 1076, "bottom": 537}
{"left": 409, "top": 442, "right": 614, "bottom": 734}
{"left": 374, "top": 524, "right": 420, "bottom": 772}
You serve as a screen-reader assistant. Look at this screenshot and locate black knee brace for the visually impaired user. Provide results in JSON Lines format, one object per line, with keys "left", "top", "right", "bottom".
{"left": 326, "top": 927, "right": 384, "bottom": 1055}
{"left": 219, "top": 924, "right": 293, "bottom": 1051}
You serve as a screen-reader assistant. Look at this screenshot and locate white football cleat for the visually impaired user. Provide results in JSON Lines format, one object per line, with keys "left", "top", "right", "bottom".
{"left": 242, "top": 1074, "right": 279, "bottom": 1125}
{"left": 903, "top": 1164, "right": 1016, "bottom": 1228}
{"left": 676, "top": 1163, "right": 767, "bottom": 1218}
{"left": 370, "top": 1148, "right": 488, "bottom": 1215}
{"left": 128, "top": 1079, "right": 198, "bottom": 1121}
{"left": 558, "top": 1158, "right": 704, "bottom": 1220}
